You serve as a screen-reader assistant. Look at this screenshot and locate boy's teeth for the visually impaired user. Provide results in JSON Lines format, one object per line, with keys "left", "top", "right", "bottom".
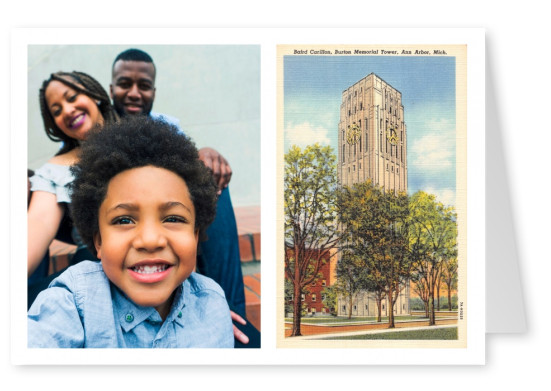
{"left": 133, "top": 264, "right": 168, "bottom": 274}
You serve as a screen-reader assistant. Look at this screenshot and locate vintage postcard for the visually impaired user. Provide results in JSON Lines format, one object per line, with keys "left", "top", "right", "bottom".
{"left": 277, "top": 36, "right": 484, "bottom": 361}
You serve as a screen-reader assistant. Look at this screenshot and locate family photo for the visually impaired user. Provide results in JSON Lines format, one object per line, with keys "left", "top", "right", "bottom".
{"left": 26, "top": 45, "right": 261, "bottom": 349}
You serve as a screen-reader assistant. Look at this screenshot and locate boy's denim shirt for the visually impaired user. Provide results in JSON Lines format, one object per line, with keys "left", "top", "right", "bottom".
{"left": 28, "top": 261, "right": 234, "bottom": 348}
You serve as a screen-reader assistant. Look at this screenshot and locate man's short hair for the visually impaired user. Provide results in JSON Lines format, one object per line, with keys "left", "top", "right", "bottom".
{"left": 112, "top": 48, "right": 154, "bottom": 67}
{"left": 70, "top": 116, "right": 218, "bottom": 256}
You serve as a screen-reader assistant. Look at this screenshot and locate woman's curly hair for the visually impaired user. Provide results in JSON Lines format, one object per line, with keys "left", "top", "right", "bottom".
{"left": 69, "top": 116, "right": 218, "bottom": 256}
{"left": 39, "top": 71, "right": 119, "bottom": 155}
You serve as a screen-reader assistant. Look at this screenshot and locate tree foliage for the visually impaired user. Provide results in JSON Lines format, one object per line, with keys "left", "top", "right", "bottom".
{"left": 321, "top": 285, "right": 338, "bottom": 316}
{"left": 284, "top": 143, "right": 339, "bottom": 336}
{"left": 338, "top": 181, "right": 410, "bottom": 327}
{"left": 332, "top": 250, "right": 369, "bottom": 319}
{"left": 408, "top": 191, "right": 458, "bottom": 325}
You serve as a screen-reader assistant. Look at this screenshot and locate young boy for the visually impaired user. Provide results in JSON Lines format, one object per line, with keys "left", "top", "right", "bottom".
{"left": 27, "top": 116, "right": 234, "bottom": 348}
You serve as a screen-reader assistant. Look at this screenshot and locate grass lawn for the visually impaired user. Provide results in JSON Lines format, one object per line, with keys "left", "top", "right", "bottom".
{"left": 285, "top": 315, "right": 427, "bottom": 324}
{"left": 320, "top": 327, "right": 458, "bottom": 340}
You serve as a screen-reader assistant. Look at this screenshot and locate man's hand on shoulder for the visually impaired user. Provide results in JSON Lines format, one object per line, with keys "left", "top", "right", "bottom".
{"left": 198, "top": 147, "right": 232, "bottom": 193}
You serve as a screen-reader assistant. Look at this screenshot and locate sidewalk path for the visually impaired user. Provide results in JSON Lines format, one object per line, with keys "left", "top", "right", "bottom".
{"left": 284, "top": 318, "right": 457, "bottom": 338}
{"left": 290, "top": 324, "right": 458, "bottom": 341}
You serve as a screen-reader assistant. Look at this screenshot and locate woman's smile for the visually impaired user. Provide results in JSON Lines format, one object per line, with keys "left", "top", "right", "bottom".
{"left": 45, "top": 79, "right": 103, "bottom": 141}
{"left": 69, "top": 113, "right": 86, "bottom": 130}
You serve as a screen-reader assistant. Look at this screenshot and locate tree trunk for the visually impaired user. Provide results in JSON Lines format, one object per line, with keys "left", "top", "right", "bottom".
{"left": 429, "top": 290, "right": 436, "bottom": 326}
{"left": 388, "top": 289, "right": 395, "bottom": 328}
{"left": 291, "top": 282, "right": 302, "bottom": 336}
{"left": 348, "top": 295, "right": 353, "bottom": 319}
{"left": 377, "top": 298, "right": 382, "bottom": 322}
{"left": 436, "top": 282, "right": 441, "bottom": 311}
{"left": 448, "top": 288, "right": 452, "bottom": 311}
{"left": 424, "top": 301, "right": 429, "bottom": 318}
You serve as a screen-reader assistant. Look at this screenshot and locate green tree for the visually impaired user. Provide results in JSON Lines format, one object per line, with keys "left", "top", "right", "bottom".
{"left": 333, "top": 250, "right": 368, "bottom": 319}
{"left": 284, "top": 144, "right": 340, "bottom": 336}
{"left": 409, "top": 191, "right": 457, "bottom": 325}
{"left": 411, "top": 271, "right": 430, "bottom": 317}
{"left": 321, "top": 285, "right": 337, "bottom": 316}
{"left": 338, "top": 181, "right": 410, "bottom": 328}
{"left": 284, "top": 279, "right": 294, "bottom": 316}
{"left": 442, "top": 256, "right": 458, "bottom": 311}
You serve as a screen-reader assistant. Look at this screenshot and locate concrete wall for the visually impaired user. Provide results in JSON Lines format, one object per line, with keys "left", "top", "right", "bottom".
{"left": 27, "top": 45, "right": 260, "bottom": 207}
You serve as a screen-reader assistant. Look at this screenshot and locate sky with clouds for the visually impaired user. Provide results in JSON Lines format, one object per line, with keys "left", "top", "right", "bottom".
{"left": 283, "top": 55, "right": 456, "bottom": 207}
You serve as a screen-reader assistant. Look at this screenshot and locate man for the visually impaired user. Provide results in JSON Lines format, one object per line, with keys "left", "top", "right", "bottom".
{"left": 110, "top": 48, "right": 258, "bottom": 347}
{"left": 110, "top": 49, "right": 232, "bottom": 192}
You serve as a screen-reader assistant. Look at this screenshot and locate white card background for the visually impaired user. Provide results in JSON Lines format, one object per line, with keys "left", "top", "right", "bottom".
{"left": 10, "top": 27, "right": 485, "bottom": 366}
{"left": 2, "top": 1, "right": 548, "bottom": 388}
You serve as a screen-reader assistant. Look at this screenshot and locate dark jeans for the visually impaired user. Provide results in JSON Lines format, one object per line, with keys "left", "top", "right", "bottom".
{"left": 27, "top": 251, "right": 50, "bottom": 286}
{"left": 197, "top": 187, "right": 246, "bottom": 317}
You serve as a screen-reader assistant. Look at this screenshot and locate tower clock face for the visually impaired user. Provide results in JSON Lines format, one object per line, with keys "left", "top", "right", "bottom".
{"left": 346, "top": 123, "right": 361, "bottom": 145}
{"left": 387, "top": 127, "right": 398, "bottom": 145}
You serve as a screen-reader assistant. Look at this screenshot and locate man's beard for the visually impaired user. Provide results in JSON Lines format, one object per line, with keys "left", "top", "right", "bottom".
{"left": 114, "top": 102, "right": 152, "bottom": 117}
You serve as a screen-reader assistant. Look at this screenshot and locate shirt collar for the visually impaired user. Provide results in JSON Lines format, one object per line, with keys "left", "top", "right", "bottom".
{"left": 112, "top": 284, "right": 187, "bottom": 332}
{"left": 165, "top": 283, "right": 186, "bottom": 328}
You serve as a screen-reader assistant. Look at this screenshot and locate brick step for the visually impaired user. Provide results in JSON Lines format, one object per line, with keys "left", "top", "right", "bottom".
{"left": 243, "top": 273, "right": 261, "bottom": 331}
{"left": 238, "top": 232, "right": 261, "bottom": 263}
{"left": 234, "top": 206, "right": 261, "bottom": 331}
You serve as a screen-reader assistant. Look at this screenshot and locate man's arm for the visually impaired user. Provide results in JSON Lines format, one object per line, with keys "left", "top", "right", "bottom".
{"left": 150, "top": 113, "right": 233, "bottom": 192}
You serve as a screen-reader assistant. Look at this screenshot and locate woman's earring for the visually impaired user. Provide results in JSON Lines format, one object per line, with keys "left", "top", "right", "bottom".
{"left": 96, "top": 100, "right": 101, "bottom": 106}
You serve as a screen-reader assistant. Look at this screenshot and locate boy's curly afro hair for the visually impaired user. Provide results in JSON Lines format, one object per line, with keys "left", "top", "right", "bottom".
{"left": 69, "top": 116, "right": 218, "bottom": 257}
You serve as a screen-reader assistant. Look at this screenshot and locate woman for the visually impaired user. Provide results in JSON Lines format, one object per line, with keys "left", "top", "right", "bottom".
{"left": 28, "top": 71, "right": 118, "bottom": 278}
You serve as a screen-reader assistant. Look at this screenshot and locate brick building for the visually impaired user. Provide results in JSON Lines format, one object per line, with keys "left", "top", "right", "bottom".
{"left": 286, "top": 248, "right": 338, "bottom": 316}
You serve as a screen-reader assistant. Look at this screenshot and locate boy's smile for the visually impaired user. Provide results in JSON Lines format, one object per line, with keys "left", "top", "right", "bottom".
{"left": 94, "top": 165, "right": 199, "bottom": 320}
